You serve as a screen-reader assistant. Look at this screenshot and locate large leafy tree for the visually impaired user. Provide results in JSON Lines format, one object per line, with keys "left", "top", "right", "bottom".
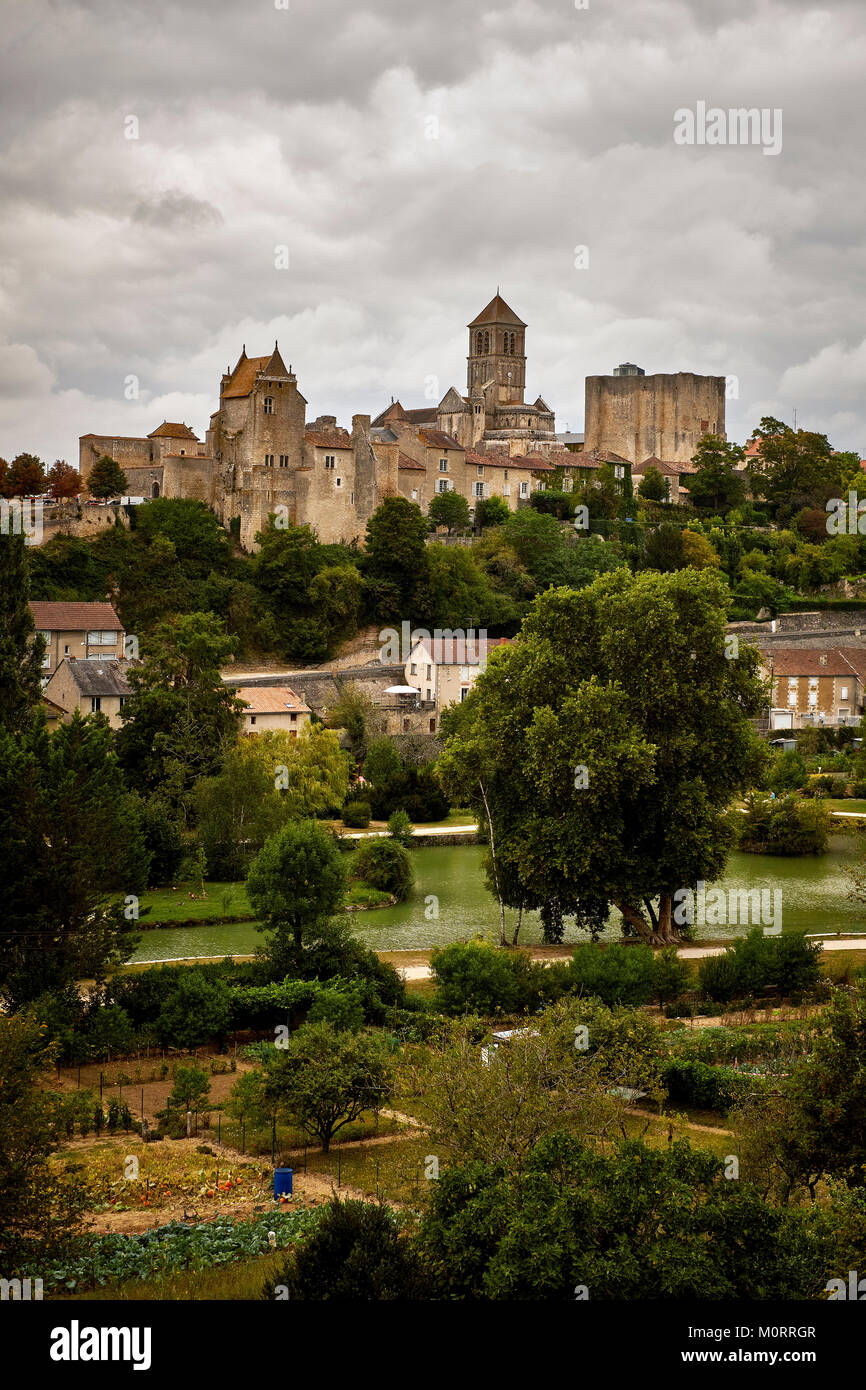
{"left": 246, "top": 819, "right": 347, "bottom": 964}
{"left": 686, "top": 435, "right": 747, "bottom": 512}
{"left": 440, "top": 568, "right": 767, "bottom": 944}
{"left": 0, "top": 712, "right": 148, "bottom": 1003}
{"left": 261, "top": 1021, "right": 393, "bottom": 1151}
{"left": 254, "top": 522, "right": 363, "bottom": 660}
{"left": 363, "top": 496, "right": 429, "bottom": 621}
{"left": 116, "top": 611, "right": 241, "bottom": 819}
{"left": 46, "top": 459, "right": 81, "bottom": 501}
{"left": 7, "top": 453, "right": 45, "bottom": 496}
{"left": 0, "top": 1015, "right": 88, "bottom": 1266}
{"left": 86, "top": 454, "right": 128, "bottom": 500}
{"left": 429, "top": 489, "right": 471, "bottom": 535}
{"left": 0, "top": 533, "right": 45, "bottom": 733}
{"left": 748, "top": 417, "right": 839, "bottom": 510}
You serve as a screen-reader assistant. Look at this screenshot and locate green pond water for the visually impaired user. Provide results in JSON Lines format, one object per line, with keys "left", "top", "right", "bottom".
{"left": 130, "top": 836, "right": 866, "bottom": 962}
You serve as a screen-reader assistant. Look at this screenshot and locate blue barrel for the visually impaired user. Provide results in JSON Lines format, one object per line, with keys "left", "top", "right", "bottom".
{"left": 273, "top": 1168, "right": 293, "bottom": 1199}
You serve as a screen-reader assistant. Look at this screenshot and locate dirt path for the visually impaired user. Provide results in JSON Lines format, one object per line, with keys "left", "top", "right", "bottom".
{"left": 629, "top": 1107, "right": 734, "bottom": 1137}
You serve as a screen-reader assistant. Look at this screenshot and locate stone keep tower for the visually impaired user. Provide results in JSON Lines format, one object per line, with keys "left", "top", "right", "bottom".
{"left": 583, "top": 368, "right": 726, "bottom": 466}
{"left": 206, "top": 343, "right": 307, "bottom": 550}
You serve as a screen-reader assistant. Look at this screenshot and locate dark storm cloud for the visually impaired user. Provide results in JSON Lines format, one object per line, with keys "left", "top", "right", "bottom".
{"left": 1, "top": 0, "right": 865, "bottom": 462}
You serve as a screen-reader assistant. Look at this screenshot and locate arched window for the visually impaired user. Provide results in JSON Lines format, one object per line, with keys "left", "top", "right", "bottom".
{"left": 476, "top": 331, "right": 483, "bottom": 354}
{"left": 510, "top": 333, "right": 516, "bottom": 354}
{"left": 151, "top": 482, "right": 160, "bottom": 498}
{"left": 483, "top": 331, "right": 489, "bottom": 353}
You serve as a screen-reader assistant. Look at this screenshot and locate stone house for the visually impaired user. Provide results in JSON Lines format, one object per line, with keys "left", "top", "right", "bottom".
{"left": 44, "top": 657, "right": 134, "bottom": 729}
{"left": 404, "top": 635, "right": 511, "bottom": 724}
{"left": 631, "top": 456, "right": 697, "bottom": 503}
{"left": 235, "top": 686, "right": 312, "bottom": 734}
{"left": 763, "top": 648, "right": 866, "bottom": 729}
{"left": 30, "top": 601, "right": 125, "bottom": 679}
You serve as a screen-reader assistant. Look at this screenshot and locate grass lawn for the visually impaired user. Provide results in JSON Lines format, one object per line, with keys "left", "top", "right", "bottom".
{"left": 304, "top": 1134, "right": 432, "bottom": 1205}
{"left": 826, "top": 799, "right": 866, "bottom": 815}
{"left": 53, "top": 1249, "right": 288, "bottom": 1301}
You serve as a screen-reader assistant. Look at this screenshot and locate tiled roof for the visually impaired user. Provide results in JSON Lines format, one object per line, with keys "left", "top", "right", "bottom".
{"left": 371, "top": 401, "right": 409, "bottom": 428}
{"left": 305, "top": 428, "right": 352, "bottom": 449}
{"left": 410, "top": 636, "right": 512, "bottom": 665}
{"left": 418, "top": 428, "right": 463, "bottom": 451}
{"left": 398, "top": 453, "right": 426, "bottom": 471}
{"left": 222, "top": 354, "right": 270, "bottom": 398}
{"left": 635, "top": 456, "right": 696, "bottom": 475}
{"left": 468, "top": 294, "right": 526, "bottom": 328}
{"left": 147, "top": 422, "right": 200, "bottom": 440}
{"left": 765, "top": 648, "right": 866, "bottom": 678}
{"left": 30, "top": 601, "right": 122, "bottom": 632}
{"left": 61, "top": 657, "right": 134, "bottom": 697}
{"left": 236, "top": 686, "right": 311, "bottom": 714}
{"left": 404, "top": 407, "right": 438, "bottom": 424}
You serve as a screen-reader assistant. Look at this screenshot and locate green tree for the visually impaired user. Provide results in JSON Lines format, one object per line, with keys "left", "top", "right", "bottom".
{"left": 169, "top": 1064, "right": 212, "bottom": 1111}
{"left": 156, "top": 972, "right": 231, "bottom": 1051}
{"left": 351, "top": 838, "right": 414, "bottom": 900}
{"left": 637, "top": 466, "right": 669, "bottom": 502}
{"left": 420, "top": 542, "right": 517, "bottom": 629}
{"left": 681, "top": 530, "right": 721, "bottom": 569}
{"left": 440, "top": 569, "right": 768, "bottom": 944}
{"left": 767, "top": 748, "right": 808, "bottom": 793}
{"left": 0, "top": 712, "right": 148, "bottom": 1004}
{"left": 0, "top": 1015, "right": 87, "bottom": 1266}
{"left": 134, "top": 498, "right": 232, "bottom": 576}
{"left": 0, "top": 533, "right": 45, "bottom": 733}
{"left": 87, "top": 454, "right": 128, "bottom": 500}
{"left": 325, "top": 683, "right": 386, "bottom": 764}
{"left": 246, "top": 819, "right": 347, "bottom": 963}
{"left": 686, "top": 435, "right": 747, "bottom": 512}
{"left": 116, "top": 612, "right": 241, "bottom": 818}
{"left": 193, "top": 745, "right": 286, "bottom": 879}
{"left": 749, "top": 417, "right": 839, "bottom": 510}
{"left": 738, "top": 791, "right": 830, "bottom": 855}
{"left": 261, "top": 1197, "right": 429, "bottom": 1300}
{"left": 643, "top": 522, "right": 684, "bottom": 571}
{"left": 363, "top": 736, "right": 403, "bottom": 786}
{"left": 429, "top": 489, "right": 471, "bottom": 535}
{"left": 475, "top": 495, "right": 511, "bottom": 529}
{"left": 363, "top": 496, "right": 429, "bottom": 621}
{"left": 262, "top": 1021, "right": 392, "bottom": 1151}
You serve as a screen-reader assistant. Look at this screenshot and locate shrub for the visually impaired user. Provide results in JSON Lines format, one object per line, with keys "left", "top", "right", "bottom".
{"left": 351, "top": 839, "right": 414, "bottom": 900}
{"left": 260, "top": 1197, "right": 428, "bottom": 1300}
{"left": 766, "top": 750, "right": 807, "bottom": 794}
{"left": 698, "top": 929, "right": 822, "bottom": 1003}
{"left": 662, "top": 1058, "right": 757, "bottom": 1111}
{"left": 306, "top": 986, "right": 365, "bottom": 1032}
{"left": 738, "top": 792, "right": 831, "bottom": 855}
{"left": 155, "top": 972, "right": 232, "bottom": 1050}
{"left": 342, "top": 801, "right": 371, "bottom": 828}
{"left": 567, "top": 943, "right": 657, "bottom": 1005}
{"left": 387, "top": 808, "right": 414, "bottom": 847}
{"left": 431, "top": 941, "right": 527, "bottom": 1016}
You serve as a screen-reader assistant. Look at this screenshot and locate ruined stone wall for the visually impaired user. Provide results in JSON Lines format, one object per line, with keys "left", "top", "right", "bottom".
{"left": 584, "top": 372, "right": 726, "bottom": 464}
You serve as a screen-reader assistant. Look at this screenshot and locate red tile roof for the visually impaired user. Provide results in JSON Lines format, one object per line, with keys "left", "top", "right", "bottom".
{"left": 305, "top": 428, "right": 352, "bottom": 449}
{"left": 30, "top": 601, "right": 122, "bottom": 632}
{"left": 222, "top": 354, "right": 270, "bottom": 399}
{"left": 398, "top": 453, "right": 426, "bottom": 471}
{"left": 418, "top": 429, "right": 463, "bottom": 451}
{"left": 147, "top": 422, "right": 200, "bottom": 440}
{"left": 764, "top": 647, "right": 866, "bottom": 679}
{"left": 237, "top": 686, "right": 312, "bottom": 715}
{"left": 411, "top": 636, "right": 512, "bottom": 665}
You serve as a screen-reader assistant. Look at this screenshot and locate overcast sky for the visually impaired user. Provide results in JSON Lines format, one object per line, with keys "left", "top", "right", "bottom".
{"left": 2, "top": 0, "right": 865, "bottom": 466}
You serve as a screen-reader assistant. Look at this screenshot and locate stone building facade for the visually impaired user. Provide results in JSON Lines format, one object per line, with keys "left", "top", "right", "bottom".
{"left": 584, "top": 368, "right": 726, "bottom": 466}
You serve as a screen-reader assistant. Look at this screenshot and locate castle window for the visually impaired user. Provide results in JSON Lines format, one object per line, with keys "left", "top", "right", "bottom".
{"left": 503, "top": 470, "right": 508, "bottom": 480}
{"left": 474, "top": 481, "right": 484, "bottom": 498}
{"left": 90, "top": 697, "right": 101, "bottom": 713}
{"left": 439, "top": 459, "right": 447, "bottom": 472}
{"left": 250, "top": 716, "right": 256, "bottom": 726}
{"left": 502, "top": 484, "right": 510, "bottom": 496}
{"left": 264, "top": 454, "right": 274, "bottom": 467}
{"left": 474, "top": 405, "right": 482, "bottom": 414}
{"left": 476, "top": 465, "right": 484, "bottom": 477}
{"left": 437, "top": 479, "right": 449, "bottom": 493}
{"left": 264, "top": 398, "right": 274, "bottom": 414}
{"left": 325, "top": 455, "right": 335, "bottom": 470}
{"left": 520, "top": 481, "right": 529, "bottom": 497}
{"left": 279, "top": 454, "right": 288, "bottom": 468}
{"left": 335, "top": 477, "right": 342, "bottom": 487}
{"left": 351, "top": 491, "right": 355, "bottom": 503}
{"left": 476, "top": 331, "right": 483, "bottom": 354}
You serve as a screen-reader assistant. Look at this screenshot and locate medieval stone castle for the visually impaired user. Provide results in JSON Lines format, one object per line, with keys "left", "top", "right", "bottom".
{"left": 79, "top": 294, "right": 726, "bottom": 552}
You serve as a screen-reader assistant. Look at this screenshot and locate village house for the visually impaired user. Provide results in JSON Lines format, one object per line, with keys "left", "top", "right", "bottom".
{"left": 235, "top": 686, "right": 312, "bottom": 734}
{"left": 43, "top": 657, "right": 134, "bottom": 730}
{"left": 763, "top": 647, "right": 866, "bottom": 730}
{"left": 30, "top": 601, "right": 125, "bottom": 680}
{"left": 403, "top": 635, "right": 511, "bottom": 726}
{"left": 630, "top": 456, "right": 697, "bottom": 503}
